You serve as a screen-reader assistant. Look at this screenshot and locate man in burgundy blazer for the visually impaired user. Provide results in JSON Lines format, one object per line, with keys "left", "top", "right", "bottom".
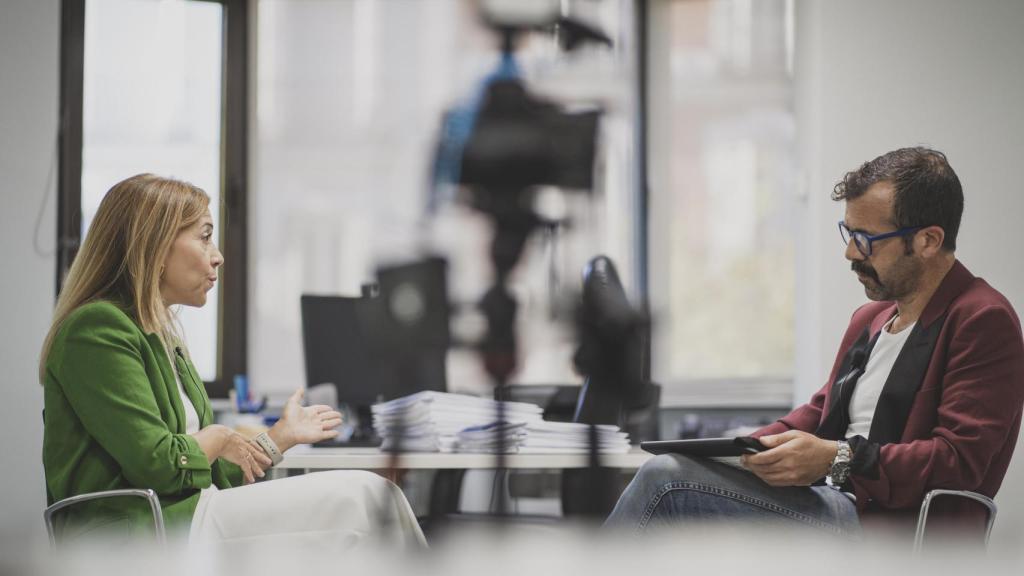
{"left": 751, "top": 259, "right": 1024, "bottom": 533}
{"left": 607, "top": 147, "right": 1024, "bottom": 538}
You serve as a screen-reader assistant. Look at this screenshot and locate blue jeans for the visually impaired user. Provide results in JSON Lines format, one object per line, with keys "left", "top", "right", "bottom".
{"left": 606, "top": 454, "right": 860, "bottom": 536}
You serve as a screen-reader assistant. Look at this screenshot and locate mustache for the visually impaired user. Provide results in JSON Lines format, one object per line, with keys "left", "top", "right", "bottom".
{"left": 851, "top": 261, "right": 880, "bottom": 282}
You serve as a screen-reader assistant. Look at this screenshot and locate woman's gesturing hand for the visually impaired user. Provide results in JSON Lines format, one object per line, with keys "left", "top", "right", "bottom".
{"left": 269, "top": 389, "right": 343, "bottom": 452}
{"left": 220, "top": 429, "right": 273, "bottom": 484}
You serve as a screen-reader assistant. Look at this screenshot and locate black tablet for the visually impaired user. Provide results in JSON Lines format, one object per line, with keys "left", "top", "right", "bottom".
{"left": 640, "top": 437, "right": 767, "bottom": 457}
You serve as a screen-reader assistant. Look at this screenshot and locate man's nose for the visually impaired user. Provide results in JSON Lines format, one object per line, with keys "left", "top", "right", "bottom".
{"left": 844, "top": 237, "right": 865, "bottom": 262}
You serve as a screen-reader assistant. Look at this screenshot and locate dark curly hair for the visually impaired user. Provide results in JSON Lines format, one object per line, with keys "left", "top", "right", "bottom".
{"left": 832, "top": 147, "right": 963, "bottom": 251}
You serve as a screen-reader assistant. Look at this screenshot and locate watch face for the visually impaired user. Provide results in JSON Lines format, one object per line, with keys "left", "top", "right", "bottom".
{"left": 830, "top": 462, "right": 850, "bottom": 484}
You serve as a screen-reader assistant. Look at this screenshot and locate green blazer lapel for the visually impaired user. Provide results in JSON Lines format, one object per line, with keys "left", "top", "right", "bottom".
{"left": 146, "top": 333, "right": 187, "bottom": 433}
{"left": 172, "top": 348, "right": 213, "bottom": 428}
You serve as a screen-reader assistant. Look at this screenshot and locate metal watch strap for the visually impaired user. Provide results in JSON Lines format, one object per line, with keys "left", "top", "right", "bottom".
{"left": 253, "top": 431, "right": 284, "bottom": 466}
{"left": 826, "top": 440, "right": 852, "bottom": 488}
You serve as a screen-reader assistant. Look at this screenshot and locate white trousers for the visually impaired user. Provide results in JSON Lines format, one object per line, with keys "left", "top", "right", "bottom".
{"left": 189, "top": 470, "right": 426, "bottom": 550}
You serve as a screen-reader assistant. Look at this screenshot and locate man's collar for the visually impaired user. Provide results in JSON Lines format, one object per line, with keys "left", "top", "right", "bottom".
{"left": 918, "top": 259, "right": 974, "bottom": 328}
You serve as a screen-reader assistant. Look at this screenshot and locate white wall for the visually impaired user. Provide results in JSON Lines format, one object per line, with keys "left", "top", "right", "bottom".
{"left": 0, "top": 0, "right": 59, "bottom": 553}
{"left": 795, "top": 0, "right": 1024, "bottom": 555}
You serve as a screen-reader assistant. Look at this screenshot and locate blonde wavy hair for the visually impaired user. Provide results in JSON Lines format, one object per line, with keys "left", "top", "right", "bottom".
{"left": 39, "top": 174, "right": 211, "bottom": 382}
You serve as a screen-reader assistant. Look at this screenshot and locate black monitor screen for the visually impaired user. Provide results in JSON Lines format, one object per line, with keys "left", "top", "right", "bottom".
{"left": 300, "top": 293, "right": 446, "bottom": 409}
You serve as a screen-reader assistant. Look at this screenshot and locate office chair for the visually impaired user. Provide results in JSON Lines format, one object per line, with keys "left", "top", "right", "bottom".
{"left": 572, "top": 255, "right": 652, "bottom": 427}
{"left": 913, "top": 489, "right": 997, "bottom": 552}
{"left": 563, "top": 255, "right": 658, "bottom": 518}
{"left": 43, "top": 488, "right": 166, "bottom": 547}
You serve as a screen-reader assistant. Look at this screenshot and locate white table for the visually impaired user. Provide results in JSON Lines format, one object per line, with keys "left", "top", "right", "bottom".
{"left": 276, "top": 447, "right": 653, "bottom": 518}
{"left": 278, "top": 446, "right": 653, "bottom": 471}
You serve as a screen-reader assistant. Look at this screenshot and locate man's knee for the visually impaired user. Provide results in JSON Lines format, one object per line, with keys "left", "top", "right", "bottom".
{"left": 635, "top": 453, "right": 707, "bottom": 488}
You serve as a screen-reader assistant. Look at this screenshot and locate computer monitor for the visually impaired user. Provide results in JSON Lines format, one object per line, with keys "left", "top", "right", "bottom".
{"left": 300, "top": 294, "right": 390, "bottom": 409}
{"left": 300, "top": 259, "right": 449, "bottom": 441}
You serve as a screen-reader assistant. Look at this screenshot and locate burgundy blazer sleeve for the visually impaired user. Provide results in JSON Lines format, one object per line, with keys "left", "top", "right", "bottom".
{"left": 851, "top": 303, "right": 1024, "bottom": 509}
{"left": 752, "top": 390, "right": 823, "bottom": 437}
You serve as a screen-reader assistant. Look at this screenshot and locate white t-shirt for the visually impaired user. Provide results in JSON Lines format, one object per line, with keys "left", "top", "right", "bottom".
{"left": 844, "top": 315, "right": 915, "bottom": 439}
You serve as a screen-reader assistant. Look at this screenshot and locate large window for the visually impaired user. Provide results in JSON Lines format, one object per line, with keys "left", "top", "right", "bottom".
{"left": 251, "top": 0, "right": 641, "bottom": 398}
{"left": 648, "top": 0, "right": 796, "bottom": 407}
{"left": 81, "top": 0, "right": 223, "bottom": 379}
{"left": 59, "top": 0, "right": 248, "bottom": 395}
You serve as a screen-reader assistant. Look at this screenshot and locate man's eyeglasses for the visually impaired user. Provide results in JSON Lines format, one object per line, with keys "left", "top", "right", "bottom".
{"left": 838, "top": 221, "right": 924, "bottom": 257}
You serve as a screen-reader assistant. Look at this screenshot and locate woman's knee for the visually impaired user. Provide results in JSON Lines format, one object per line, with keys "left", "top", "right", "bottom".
{"left": 340, "top": 471, "right": 410, "bottom": 506}
{"left": 317, "top": 470, "right": 396, "bottom": 492}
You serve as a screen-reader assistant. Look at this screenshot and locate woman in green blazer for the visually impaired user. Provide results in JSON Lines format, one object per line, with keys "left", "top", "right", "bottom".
{"left": 41, "top": 174, "right": 424, "bottom": 547}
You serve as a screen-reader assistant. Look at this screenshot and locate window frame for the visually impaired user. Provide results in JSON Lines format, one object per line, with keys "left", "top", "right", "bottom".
{"left": 57, "top": 0, "right": 249, "bottom": 398}
{"left": 636, "top": 0, "right": 652, "bottom": 383}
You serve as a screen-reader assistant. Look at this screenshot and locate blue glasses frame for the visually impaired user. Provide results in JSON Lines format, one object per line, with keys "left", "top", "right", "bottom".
{"left": 838, "top": 221, "right": 924, "bottom": 257}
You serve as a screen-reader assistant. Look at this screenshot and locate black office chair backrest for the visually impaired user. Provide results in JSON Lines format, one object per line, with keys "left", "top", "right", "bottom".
{"left": 572, "top": 255, "right": 651, "bottom": 427}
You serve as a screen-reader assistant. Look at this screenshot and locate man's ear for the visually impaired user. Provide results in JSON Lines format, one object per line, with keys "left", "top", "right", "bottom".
{"left": 917, "top": 225, "right": 946, "bottom": 257}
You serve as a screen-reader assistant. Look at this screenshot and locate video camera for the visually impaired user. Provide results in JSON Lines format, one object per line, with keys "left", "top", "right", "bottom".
{"left": 457, "top": 0, "right": 609, "bottom": 193}
{"left": 458, "top": 77, "right": 600, "bottom": 192}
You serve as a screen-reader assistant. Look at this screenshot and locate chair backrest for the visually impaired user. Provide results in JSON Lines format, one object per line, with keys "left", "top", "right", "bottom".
{"left": 573, "top": 255, "right": 653, "bottom": 427}
{"left": 913, "top": 489, "right": 997, "bottom": 553}
{"left": 43, "top": 489, "right": 166, "bottom": 548}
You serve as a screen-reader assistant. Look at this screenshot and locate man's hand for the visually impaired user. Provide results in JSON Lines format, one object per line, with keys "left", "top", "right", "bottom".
{"left": 740, "top": 430, "right": 838, "bottom": 487}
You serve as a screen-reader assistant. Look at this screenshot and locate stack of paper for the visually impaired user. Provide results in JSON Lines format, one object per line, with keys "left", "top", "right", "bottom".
{"left": 445, "top": 421, "right": 528, "bottom": 453}
{"left": 449, "top": 420, "right": 630, "bottom": 454}
{"left": 373, "top": 391, "right": 632, "bottom": 454}
{"left": 371, "top": 391, "right": 543, "bottom": 452}
{"left": 518, "top": 421, "right": 631, "bottom": 454}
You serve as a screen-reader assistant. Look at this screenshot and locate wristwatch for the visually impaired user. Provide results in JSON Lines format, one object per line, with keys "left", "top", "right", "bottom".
{"left": 826, "top": 440, "right": 852, "bottom": 488}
